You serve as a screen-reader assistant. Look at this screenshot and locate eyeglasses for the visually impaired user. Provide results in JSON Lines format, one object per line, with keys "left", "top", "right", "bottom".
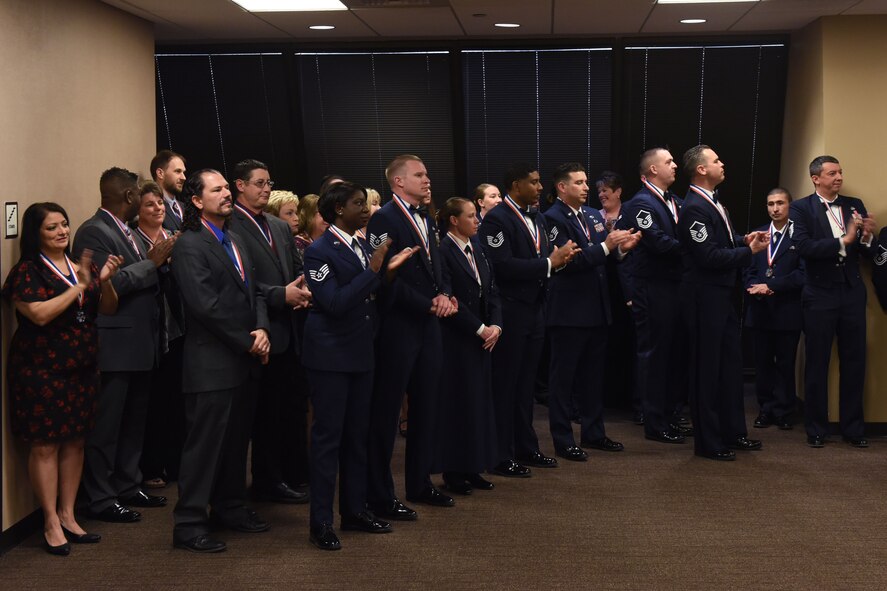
{"left": 248, "top": 179, "right": 275, "bottom": 189}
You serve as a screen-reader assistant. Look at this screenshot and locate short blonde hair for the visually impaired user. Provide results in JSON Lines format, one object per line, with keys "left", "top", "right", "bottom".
{"left": 297, "top": 193, "right": 321, "bottom": 237}
{"left": 385, "top": 154, "right": 423, "bottom": 186}
{"left": 366, "top": 187, "right": 381, "bottom": 207}
{"left": 265, "top": 190, "right": 298, "bottom": 217}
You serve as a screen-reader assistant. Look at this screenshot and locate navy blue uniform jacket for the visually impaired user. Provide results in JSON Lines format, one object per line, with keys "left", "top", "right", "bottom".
{"left": 678, "top": 191, "right": 752, "bottom": 285}
{"left": 743, "top": 222, "right": 805, "bottom": 330}
{"left": 302, "top": 229, "right": 381, "bottom": 373}
{"left": 542, "top": 199, "right": 611, "bottom": 328}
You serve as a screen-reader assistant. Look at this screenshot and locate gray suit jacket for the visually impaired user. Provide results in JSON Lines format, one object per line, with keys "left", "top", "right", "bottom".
{"left": 162, "top": 199, "right": 184, "bottom": 233}
{"left": 170, "top": 225, "right": 269, "bottom": 393}
{"left": 228, "top": 205, "right": 301, "bottom": 354}
{"left": 72, "top": 209, "right": 160, "bottom": 372}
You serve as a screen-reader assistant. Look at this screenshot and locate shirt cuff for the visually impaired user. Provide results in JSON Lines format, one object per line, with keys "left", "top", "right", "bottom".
{"left": 838, "top": 238, "right": 847, "bottom": 258}
{"left": 601, "top": 242, "right": 610, "bottom": 257}
{"left": 546, "top": 258, "right": 552, "bottom": 277}
{"left": 861, "top": 234, "right": 874, "bottom": 247}
{"left": 476, "top": 324, "right": 486, "bottom": 336}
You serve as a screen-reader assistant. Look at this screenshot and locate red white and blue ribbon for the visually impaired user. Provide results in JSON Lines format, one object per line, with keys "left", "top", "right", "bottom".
{"left": 503, "top": 196, "right": 540, "bottom": 254}
{"left": 392, "top": 194, "right": 430, "bottom": 259}
{"left": 688, "top": 185, "right": 734, "bottom": 245}
{"left": 134, "top": 226, "right": 169, "bottom": 247}
{"left": 328, "top": 225, "right": 367, "bottom": 268}
{"left": 767, "top": 221, "right": 787, "bottom": 269}
{"left": 201, "top": 218, "right": 245, "bottom": 282}
{"left": 641, "top": 176, "right": 678, "bottom": 223}
{"left": 101, "top": 208, "right": 142, "bottom": 259}
{"left": 40, "top": 253, "right": 83, "bottom": 308}
{"left": 818, "top": 195, "right": 846, "bottom": 235}
{"left": 448, "top": 232, "right": 480, "bottom": 284}
{"left": 234, "top": 202, "right": 274, "bottom": 249}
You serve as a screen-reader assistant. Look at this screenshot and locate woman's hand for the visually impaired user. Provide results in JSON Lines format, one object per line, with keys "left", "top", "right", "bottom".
{"left": 76, "top": 250, "right": 94, "bottom": 287}
{"left": 100, "top": 255, "right": 124, "bottom": 283}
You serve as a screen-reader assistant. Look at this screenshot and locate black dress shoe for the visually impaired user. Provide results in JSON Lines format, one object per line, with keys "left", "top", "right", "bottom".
{"left": 370, "top": 498, "right": 418, "bottom": 521}
{"left": 407, "top": 487, "right": 455, "bottom": 507}
{"left": 775, "top": 415, "right": 793, "bottom": 430}
{"left": 120, "top": 490, "right": 167, "bottom": 508}
{"left": 697, "top": 449, "right": 736, "bottom": 461}
{"left": 442, "top": 475, "right": 473, "bottom": 496}
{"left": 492, "top": 460, "right": 531, "bottom": 478}
{"left": 252, "top": 482, "right": 309, "bottom": 504}
{"left": 807, "top": 435, "right": 826, "bottom": 448}
{"left": 61, "top": 526, "right": 101, "bottom": 544}
{"left": 340, "top": 512, "right": 392, "bottom": 533}
{"left": 843, "top": 436, "right": 869, "bottom": 448}
{"left": 221, "top": 508, "right": 270, "bottom": 533}
{"left": 753, "top": 413, "right": 772, "bottom": 428}
{"left": 669, "top": 424, "right": 694, "bottom": 437}
{"left": 515, "top": 451, "right": 558, "bottom": 468}
{"left": 671, "top": 413, "right": 690, "bottom": 426}
{"left": 581, "top": 437, "right": 624, "bottom": 452}
{"left": 645, "top": 430, "right": 685, "bottom": 444}
{"left": 633, "top": 412, "right": 645, "bottom": 426}
{"left": 174, "top": 534, "right": 227, "bottom": 553}
{"left": 44, "top": 535, "right": 71, "bottom": 556}
{"left": 89, "top": 503, "right": 141, "bottom": 523}
{"left": 730, "top": 437, "right": 763, "bottom": 451}
{"left": 556, "top": 445, "right": 588, "bottom": 462}
{"left": 465, "top": 473, "right": 495, "bottom": 490}
{"left": 310, "top": 524, "right": 341, "bottom": 551}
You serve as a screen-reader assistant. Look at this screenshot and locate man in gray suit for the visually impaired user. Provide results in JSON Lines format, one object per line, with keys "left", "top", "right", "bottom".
{"left": 73, "top": 167, "right": 175, "bottom": 522}
{"left": 171, "top": 168, "right": 271, "bottom": 553}
{"left": 150, "top": 150, "right": 187, "bottom": 233}
{"left": 228, "top": 159, "right": 312, "bottom": 504}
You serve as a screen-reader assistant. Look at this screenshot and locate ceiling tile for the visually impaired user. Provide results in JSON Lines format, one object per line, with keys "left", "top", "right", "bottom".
{"left": 352, "top": 7, "right": 464, "bottom": 37}
{"left": 450, "top": 0, "right": 552, "bottom": 36}
{"left": 732, "top": 0, "right": 858, "bottom": 31}
{"left": 642, "top": 2, "right": 754, "bottom": 34}
{"left": 258, "top": 11, "right": 378, "bottom": 38}
{"left": 554, "top": 0, "right": 653, "bottom": 35}
{"left": 842, "top": 0, "right": 887, "bottom": 14}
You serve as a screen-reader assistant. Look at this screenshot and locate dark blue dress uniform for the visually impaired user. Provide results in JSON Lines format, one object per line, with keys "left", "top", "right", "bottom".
{"left": 873, "top": 227, "right": 887, "bottom": 311}
{"left": 616, "top": 184, "right": 687, "bottom": 437}
{"left": 302, "top": 228, "right": 381, "bottom": 528}
{"left": 365, "top": 195, "right": 449, "bottom": 504}
{"left": 542, "top": 199, "right": 613, "bottom": 451}
{"left": 790, "top": 193, "right": 879, "bottom": 439}
{"left": 743, "top": 222, "right": 805, "bottom": 422}
{"left": 437, "top": 234, "right": 502, "bottom": 475}
{"left": 677, "top": 186, "right": 753, "bottom": 456}
{"left": 478, "top": 196, "right": 552, "bottom": 463}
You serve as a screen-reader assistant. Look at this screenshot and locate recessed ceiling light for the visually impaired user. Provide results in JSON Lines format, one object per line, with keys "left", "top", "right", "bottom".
{"left": 494, "top": 23, "right": 520, "bottom": 28}
{"left": 309, "top": 25, "right": 336, "bottom": 30}
{"left": 232, "top": 0, "right": 347, "bottom": 12}
{"left": 660, "top": 0, "right": 757, "bottom": 4}
{"left": 681, "top": 18, "right": 707, "bottom": 24}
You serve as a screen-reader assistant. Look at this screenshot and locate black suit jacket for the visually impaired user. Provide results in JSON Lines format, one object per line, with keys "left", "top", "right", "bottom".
{"left": 72, "top": 209, "right": 160, "bottom": 372}
{"left": 743, "top": 222, "right": 805, "bottom": 330}
{"left": 229, "top": 204, "right": 302, "bottom": 354}
{"left": 170, "top": 225, "right": 269, "bottom": 393}
{"left": 790, "top": 193, "right": 878, "bottom": 291}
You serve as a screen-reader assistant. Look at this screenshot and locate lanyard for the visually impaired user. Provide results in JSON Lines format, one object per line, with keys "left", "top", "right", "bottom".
{"left": 100, "top": 208, "right": 142, "bottom": 259}
{"left": 392, "top": 194, "right": 430, "bottom": 258}
{"left": 503, "top": 196, "right": 540, "bottom": 254}
{"left": 641, "top": 177, "right": 678, "bottom": 223}
{"left": 328, "top": 225, "right": 368, "bottom": 268}
{"left": 40, "top": 253, "right": 83, "bottom": 308}
{"left": 818, "top": 195, "right": 846, "bottom": 235}
{"left": 234, "top": 202, "right": 274, "bottom": 249}
{"left": 448, "top": 233, "right": 480, "bottom": 284}
{"left": 767, "top": 221, "right": 789, "bottom": 268}
{"left": 688, "top": 185, "right": 734, "bottom": 245}
{"left": 201, "top": 218, "right": 245, "bottom": 282}
{"left": 134, "top": 226, "right": 168, "bottom": 248}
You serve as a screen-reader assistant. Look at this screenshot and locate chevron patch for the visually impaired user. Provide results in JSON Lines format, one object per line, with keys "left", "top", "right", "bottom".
{"left": 486, "top": 231, "right": 505, "bottom": 249}
{"left": 369, "top": 232, "right": 388, "bottom": 249}
{"left": 876, "top": 244, "right": 887, "bottom": 266}
{"left": 308, "top": 264, "right": 330, "bottom": 282}
{"left": 689, "top": 221, "right": 708, "bottom": 243}
{"left": 548, "top": 226, "right": 559, "bottom": 243}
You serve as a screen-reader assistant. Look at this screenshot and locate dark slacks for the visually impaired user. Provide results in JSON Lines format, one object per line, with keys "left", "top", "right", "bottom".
{"left": 251, "top": 345, "right": 309, "bottom": 488}
{"left": 82, "top": 370, "right": 151, "bottom": 512}
{"left": 491, "top": 300, "right": 544, "bottom": 462}
{"left": 140, "top": 337, "right": 186, "bottom": 482}
{"left": 367, "top": 314, "right": 442, "bottom": 504}
{"left": 307, "top": 369, "right": 372, "bottom": 527}
{"left": 173, "top": 379, "right": 257, "bottom": 542}
{"left": 752, "top": 328, "right": 800, "bottom": 419}
{"left": 548, "top": 326, "right": 608, "bottom": 451}
{"left": 802, "top": 282, "right": 867, "bottom": 438}
{"left": 683, "top": 283, "right": 748, "bottom": 455}
{"left": 632, "top": 279, "right": 686, "bottom": 435}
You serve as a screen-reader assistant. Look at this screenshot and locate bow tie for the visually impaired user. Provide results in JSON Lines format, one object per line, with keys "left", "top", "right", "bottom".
{"left": 523, "top": 207, "right": 539, "bottom": 220}
{"left": 711, "top": 190, "right": 720, "bottom": 204}
{"left": 409, "top": 205, "right": 428, "bottom": 218}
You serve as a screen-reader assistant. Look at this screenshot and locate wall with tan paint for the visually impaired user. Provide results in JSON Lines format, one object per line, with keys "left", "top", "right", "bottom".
{"left": 781, "top": 15, "right": 887, "bottom": 423}
{"left": 0, "top": 0, "right": 155, "bottom": 531}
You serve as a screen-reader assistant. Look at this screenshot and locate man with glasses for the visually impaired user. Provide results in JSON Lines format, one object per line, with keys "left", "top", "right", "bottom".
{"left": 229, "top": 159, "right": 312, "bottom": 504}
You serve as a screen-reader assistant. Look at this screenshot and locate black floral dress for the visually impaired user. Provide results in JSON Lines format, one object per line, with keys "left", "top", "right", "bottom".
{"left": 2, "top": 259, "right": 102, "bottom": 442}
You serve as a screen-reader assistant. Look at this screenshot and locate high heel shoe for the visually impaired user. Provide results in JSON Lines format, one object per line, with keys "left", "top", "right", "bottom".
{"left": 44, "top": 536, "right": 71, "bottom": 556}
{"left": 61, "top": 525, "right": 102, "bottom": 544}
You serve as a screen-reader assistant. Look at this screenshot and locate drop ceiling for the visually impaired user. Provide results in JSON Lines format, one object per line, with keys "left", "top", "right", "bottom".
{"left": 100, "top": 0, "right": 887, "bottom": 43}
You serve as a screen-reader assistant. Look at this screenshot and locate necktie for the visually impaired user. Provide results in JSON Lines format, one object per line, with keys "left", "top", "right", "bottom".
{"left": 772, "top": 231, "right": 782, "bottom": 247}
{"left": 465, "top": 244, "right": 480, "bottom": 283}
{"left": 123, "top": 226, "right": 142, "bottom": 260}
{"left": 220, "top": 233, "right": 245, "bottom": 282}
{"left": 576, "top": 211, "right": 590, "bottom": 236}
{"left": 352, "top": 238, "right": 367, "bottom": 268}
{"left": 172, "top": 200, "right": 183, "bottom": 221}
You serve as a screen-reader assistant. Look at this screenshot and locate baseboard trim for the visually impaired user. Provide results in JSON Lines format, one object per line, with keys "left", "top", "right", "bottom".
{"left": 0, "top": 509, "right": 41, "bottom": 556}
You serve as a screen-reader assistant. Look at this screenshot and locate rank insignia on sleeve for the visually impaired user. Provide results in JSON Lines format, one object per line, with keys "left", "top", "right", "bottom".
{"left": 486, "top": 231, "right": 505, "bottom": 248}
{"left": 875, "top": 244, "right": 887, "bottom": 266}
{"left": 636, "top": 210, "right": 653, "bottom": 229}
{"left": 369, "top": 232, "right": 388, "bottom": 250}
{"left": 309, "top": 264, "right": 330, "bottom": 282}
{"left": 689, "top": 221, "right": 708, "bottom": 243}
{"left": 548, "top": 227, "right": 558, "bottom": 242}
